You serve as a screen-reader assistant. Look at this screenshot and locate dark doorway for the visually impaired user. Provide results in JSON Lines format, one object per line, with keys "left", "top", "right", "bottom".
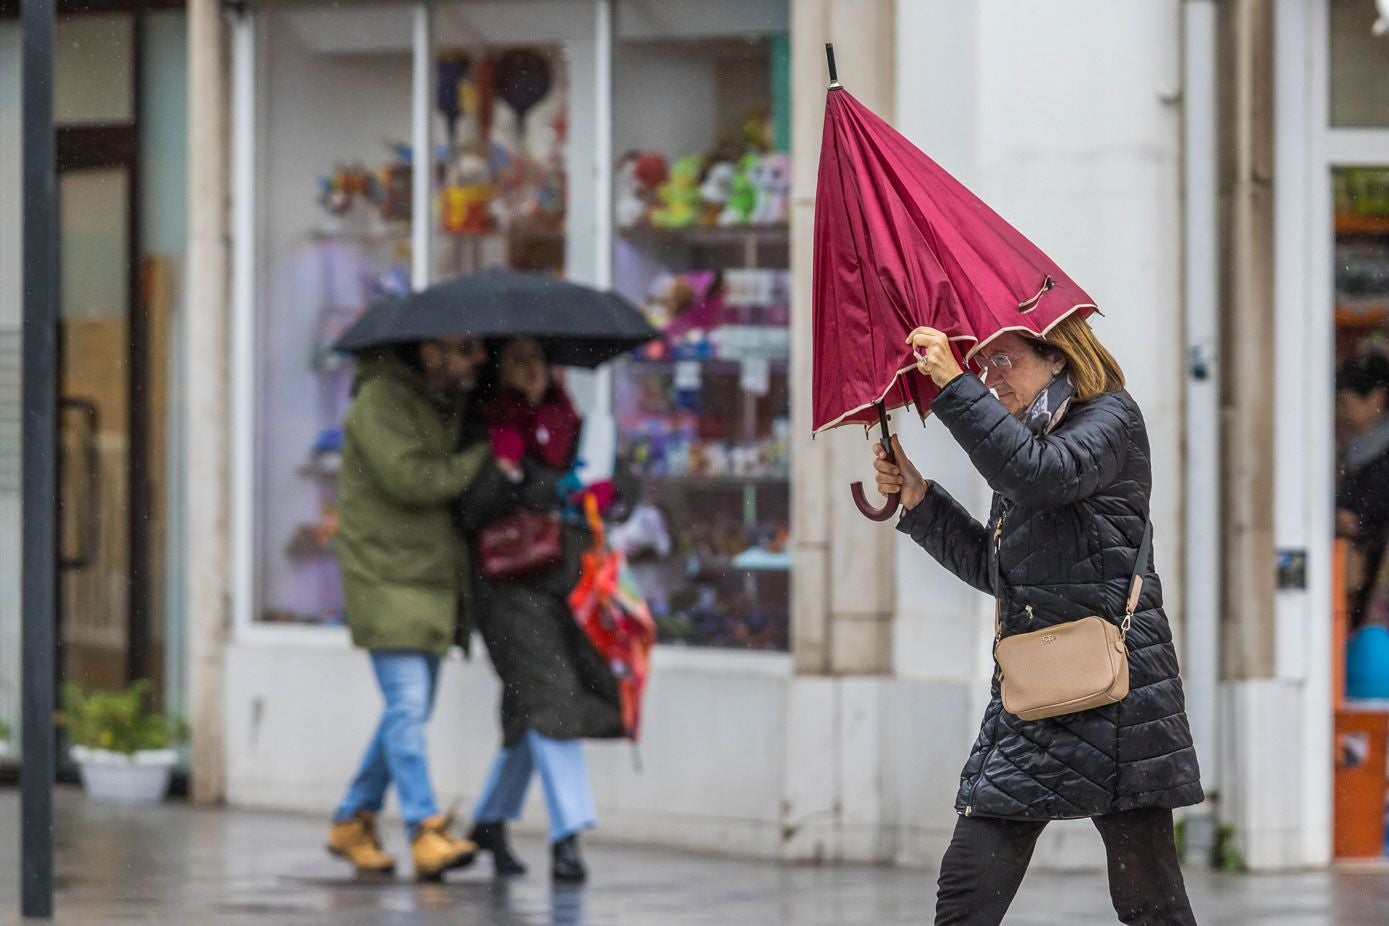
{"left": 52, "top": 9, "right": 161, "bottom": 743}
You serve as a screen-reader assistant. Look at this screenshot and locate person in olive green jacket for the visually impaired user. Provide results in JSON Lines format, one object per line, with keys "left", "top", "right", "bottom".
{"left": 325, "top": 336, "right": 496, "bottom": 882}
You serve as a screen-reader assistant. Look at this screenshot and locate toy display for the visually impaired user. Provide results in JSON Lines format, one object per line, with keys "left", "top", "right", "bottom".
{"left": 720, "top": 153, "right": 760, "bottom": 226}
{"left": 315, "top": 46, "right": 567, "bottom": 243}
{"left": 650, "top": 154, "right": 704, "bottom": 229}
{"left": 615, "top": 152, "right": 670, "bottom": 229}
{"left": 699, "top": 160, "right": 737, "bottom": 225}
{"left": 613, "top": 255, "right": 792, "bottom": 651}
{"left": 749, "top": 153, "right": 791, "bottom": 225}
{"left": 616, "top": 104, "right": 790, "bottom": 232}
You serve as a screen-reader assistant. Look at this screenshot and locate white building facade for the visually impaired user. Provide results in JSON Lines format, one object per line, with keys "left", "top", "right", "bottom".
{"left": 5, "top": 0, "right": 1372, "bottom": 874}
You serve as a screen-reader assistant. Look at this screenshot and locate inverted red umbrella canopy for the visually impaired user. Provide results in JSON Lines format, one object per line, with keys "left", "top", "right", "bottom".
{"left": 812, "top": 45, "right": 1098, "bottom": 519}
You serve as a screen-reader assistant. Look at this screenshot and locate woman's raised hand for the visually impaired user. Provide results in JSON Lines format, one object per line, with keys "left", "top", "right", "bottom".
{"left": 873, "top": 434, "right": 928, "bottom": 511}
{"left": 907, "top": 327, "right": 965, "bottom": 387}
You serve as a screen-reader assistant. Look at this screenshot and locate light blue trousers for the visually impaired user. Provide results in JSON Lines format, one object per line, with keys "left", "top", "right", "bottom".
{"left": 334, "top": 651, "right": 441, "bottom": 837}
{"left": 471, "top": 730, "right": 596, "bottom": 842}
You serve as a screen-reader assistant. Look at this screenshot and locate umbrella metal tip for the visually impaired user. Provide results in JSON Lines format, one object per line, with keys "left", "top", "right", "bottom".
{"left": 825, "top": 42, "right": 841, "bottom": 88}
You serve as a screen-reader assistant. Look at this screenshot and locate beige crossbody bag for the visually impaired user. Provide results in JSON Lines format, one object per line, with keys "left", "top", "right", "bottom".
{"left": 992, "top": 516, "right": 1152, "bottom": 722}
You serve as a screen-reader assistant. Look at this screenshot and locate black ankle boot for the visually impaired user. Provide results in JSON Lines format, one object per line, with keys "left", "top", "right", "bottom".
{"left": 550, "top": 833, "right": 587, "bottom": 884}
{"left": 469, "top": 822, "right": 527, "bottom": 877}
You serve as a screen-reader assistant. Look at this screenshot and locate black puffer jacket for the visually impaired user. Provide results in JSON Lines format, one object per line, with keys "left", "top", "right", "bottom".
{"left": 898, "top": 374, "right": 1203, "bottom": 820}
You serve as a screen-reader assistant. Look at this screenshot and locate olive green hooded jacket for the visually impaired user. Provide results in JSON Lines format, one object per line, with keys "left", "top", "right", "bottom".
{"left": 336, "top": 350, "right": 491, "bottom": 654}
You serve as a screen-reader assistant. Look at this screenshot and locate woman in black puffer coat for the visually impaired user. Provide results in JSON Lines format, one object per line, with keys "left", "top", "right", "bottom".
{"left": 459, "top": 337, "right": 624, "bottom": 885}
{"left": 875, "top": 314, "right": 1202, "bottom": 926}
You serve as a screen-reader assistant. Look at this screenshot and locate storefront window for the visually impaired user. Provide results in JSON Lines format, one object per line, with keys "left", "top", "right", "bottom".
{"left": 1329, "top": 0, "right": 1389, "bottom": 128}
{"left": 1334, "top": 169, "right": 1389, "bottom": 357}
{"left": 609, "top": 3, "right": 792, "bottom": 650}
{"left": 251, "top": 3, "right": 569, "bottom": 625}
{"left": 1333, "top": 167, "right": 1389, "bottom": 642}
{"left": 251, "top": 5, "right": 410, "bottom": 625}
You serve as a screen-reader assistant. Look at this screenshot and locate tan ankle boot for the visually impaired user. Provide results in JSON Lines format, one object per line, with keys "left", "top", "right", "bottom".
{"left": 326, "top": 811, "right": 395, "bottom": 874}
{"left": 411, "top": 814, "right": 477, "bottom": 881}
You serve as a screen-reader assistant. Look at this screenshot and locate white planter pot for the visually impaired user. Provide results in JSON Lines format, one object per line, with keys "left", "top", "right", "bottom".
{"left": 0, "top": 739, "right": 10, "bottom": 760}
{"left": 71, "top": 745, "right": 177, "bottom": 803}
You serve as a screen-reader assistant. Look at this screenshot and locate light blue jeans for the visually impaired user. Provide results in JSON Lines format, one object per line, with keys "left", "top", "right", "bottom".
{"left": 472, "top": 730, "right": 596, "bottom": 842}
{"left": 334, "top": 651, "right": 441, "bottom": 837}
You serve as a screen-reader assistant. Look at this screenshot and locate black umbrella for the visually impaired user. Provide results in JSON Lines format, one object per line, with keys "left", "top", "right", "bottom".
{"left": 336, "top": 268, "right": 658, "bottom": 368}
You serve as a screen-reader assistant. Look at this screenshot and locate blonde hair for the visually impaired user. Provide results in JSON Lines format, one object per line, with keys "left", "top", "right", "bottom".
{"left": 1021, "top": 313, "right": 1125, "bottom": 401}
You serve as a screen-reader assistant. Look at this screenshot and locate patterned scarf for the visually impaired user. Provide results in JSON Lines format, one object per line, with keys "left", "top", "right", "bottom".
{"left": 1018, "top": 372, "right": 1076, "bottom": 436}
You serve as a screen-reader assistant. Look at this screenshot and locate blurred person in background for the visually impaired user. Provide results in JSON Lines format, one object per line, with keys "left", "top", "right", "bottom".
{"left": 326, "top": 335, "right": 493, "bottom": 881}
{"left": 460, "top": 336, "right": 625, "bottom": 885}
{"left": 1335, "top": 353, "right": 1389, "bottom": 629}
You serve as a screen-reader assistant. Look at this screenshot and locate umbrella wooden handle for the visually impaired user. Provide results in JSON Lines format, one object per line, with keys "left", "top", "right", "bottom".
{"left": 851, "top": 479, "right": 899, "bottom": 521}
{"left": 850, "top": 436, "right": 900, "bottom": 521}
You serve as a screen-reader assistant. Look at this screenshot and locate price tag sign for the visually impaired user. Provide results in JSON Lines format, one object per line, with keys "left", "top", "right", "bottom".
{"left": 740, "top": 357, "right": 770, "bottom": 396}
{"left": 674, "top": 361, "right": 703, "bottom": 391}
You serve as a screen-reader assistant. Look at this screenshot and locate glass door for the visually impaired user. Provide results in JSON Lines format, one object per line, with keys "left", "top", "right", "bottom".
{"left": 52, "top": 11, "right": 155, "bottom": 705}
{"left": 56, "top": 164, "right": 140, "bottom": 693}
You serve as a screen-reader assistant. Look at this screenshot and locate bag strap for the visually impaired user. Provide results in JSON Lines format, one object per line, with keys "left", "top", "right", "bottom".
{"left": 1121, "top": 518, "right": 1153, "bottom": 639}
{"left": 992, "top": 513, "right": 1153, "bottom": 643}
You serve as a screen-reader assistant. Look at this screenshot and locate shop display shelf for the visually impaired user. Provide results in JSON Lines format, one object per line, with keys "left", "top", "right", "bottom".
{"left": 618, "top": 223, "right": 789, "bottom": 249}
{"left": 630, "top": 552, "right": 791, "bottom": 575}
{"left": 308, "top": 224, "right": 410, "bottom": 244}
{"left": 1336, "top": 304, "right": 1389, "bottom": 327}
{"left": 298, "top": 460, "right": 341, "bottom": 480}
{"left": 305, "top": 223, "right": 563, "bottom": 252}
{"left": 732, "top": 548, "right": 791, "bottom": 570}
{"left": 625, "top": 355, "right": 791, "bottom": 371}
{"left": 635, "top": 472, "right": 789, "bottom": 489}
{"left": 1336, "top": 212, "right": 1389, "bottom": 236}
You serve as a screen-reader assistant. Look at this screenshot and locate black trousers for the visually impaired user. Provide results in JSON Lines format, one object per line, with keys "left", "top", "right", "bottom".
{"left": 935, "top": 807, "right": 1198, "bottom": 925}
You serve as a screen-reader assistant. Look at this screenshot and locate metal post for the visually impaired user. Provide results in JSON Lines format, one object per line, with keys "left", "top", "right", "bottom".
{"left": 20, "top": 0, "right": 58, "bottom": 916}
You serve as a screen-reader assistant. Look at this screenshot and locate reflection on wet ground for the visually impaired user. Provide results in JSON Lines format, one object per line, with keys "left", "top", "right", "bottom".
{"left": 1, "top": 788, "right": 1386, "bottom": 924}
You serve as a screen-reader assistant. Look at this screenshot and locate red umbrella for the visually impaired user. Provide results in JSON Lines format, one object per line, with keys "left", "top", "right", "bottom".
{"left": 813, "top": 45, "right": 1097, "bottom": 519}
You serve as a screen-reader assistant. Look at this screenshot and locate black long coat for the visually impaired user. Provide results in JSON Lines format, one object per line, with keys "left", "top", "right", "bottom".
{"left": 898, "top": 374, "right": 1204, "bottom": 820}
{"left": 461, "top": 461, "right": 624, "bottom": 747}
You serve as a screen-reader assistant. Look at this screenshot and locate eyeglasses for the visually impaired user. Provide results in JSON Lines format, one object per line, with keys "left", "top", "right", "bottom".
{"left": 977, "top": 351, "right": 1020, "bottom": 372}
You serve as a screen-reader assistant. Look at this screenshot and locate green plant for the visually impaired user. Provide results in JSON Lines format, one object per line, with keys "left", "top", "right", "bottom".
{"left": 58, "top": 681, "right": 185, "bottom": 755}
{"left": 1213, "top": 822, "right": 1246, "bottom": 873}
{"left": 0, "top": 718, "right": 10, "bottom": 741}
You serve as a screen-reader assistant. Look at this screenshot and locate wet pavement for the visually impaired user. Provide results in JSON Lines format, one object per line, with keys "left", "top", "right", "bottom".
{"left": 0, "top": 788, "right": 1387, "bottom": 924}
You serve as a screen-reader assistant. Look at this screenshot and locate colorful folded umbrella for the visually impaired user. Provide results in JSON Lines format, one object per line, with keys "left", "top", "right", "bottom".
{"left": 568, "top": 493, "right": 655, "bottom": 740}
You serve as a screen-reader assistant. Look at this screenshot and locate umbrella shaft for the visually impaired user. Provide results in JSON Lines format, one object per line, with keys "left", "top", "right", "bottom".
{"left": 875, "top": 402, "right": 893, "bottom": 461}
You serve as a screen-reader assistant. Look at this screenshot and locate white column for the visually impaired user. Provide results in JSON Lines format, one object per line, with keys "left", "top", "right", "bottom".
{"left": 411, "top": 2, "right": 432, "bottom": 290}
{"left": 782, "top": 0, "right": 898, "bottom": 868}
{"left": 789, "top": 0, "right": 898, "bottom": 678}
{"left": 1180, "top": 0, "right": 1222, "bottom": 854}
{"left": 591, "top": 0, "right": 613, "bottom": 291}
{"left": 230, "top": 11, "right": 256, "bottom": 637}
{"left": 185, "top": 0, "right": 230, "bottom": 804}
